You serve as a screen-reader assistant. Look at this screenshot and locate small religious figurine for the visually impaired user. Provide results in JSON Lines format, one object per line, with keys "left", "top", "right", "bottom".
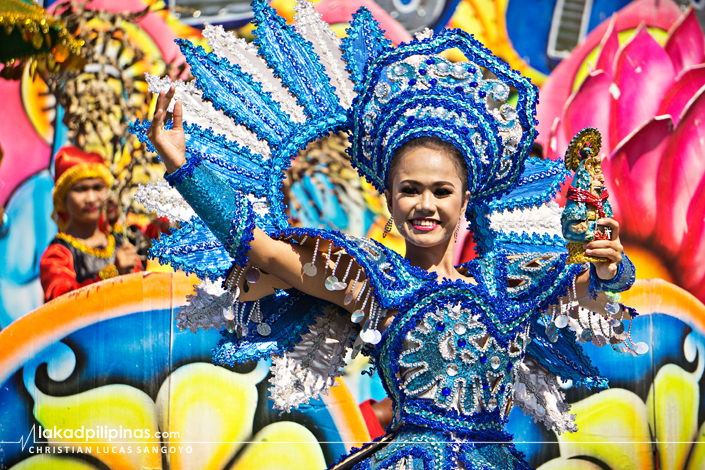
{"left": 562, "top": 127, "right": 613, "bottom": 264}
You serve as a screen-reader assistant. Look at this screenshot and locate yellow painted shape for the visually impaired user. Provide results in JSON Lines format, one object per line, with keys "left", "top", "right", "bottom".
{"left": 622, "top": 243, "right": 674, "bottom": 283}
{"left": 0, "top": 272, "right": 199, "bottom": 387}
{"left": 538, "top": 456, "right": 605, "bottom": 470}
{"left": 238, "top": 23, "right": 256, "bottom": 42}
{"left": 685, "top": 420, "right": 705, "bottom": 470}
{"left": 448, "top": 0, "right": 546, "bottom": 85}
{"left": 646, "top": 364, "right": 699, "bottom": 470}
{"left": 156, "top": 10, "right": 206, "bottom": 46}
{"left": 115, "top": 145, "right": 132, "bottom": 173}
{"left": 120, "top": 21, "right": 163, "bottom": 63}
{"left": 467, "top": 0, "right": 501, "bottom": 45}
{"left": 20, "top": 66, "right": 55, "bottom": 145}
{"left": 360, "top": 178, "right": 385, "bottom": 215}
{"left": 557, "top": 389, "right": 654, "bottom": 470}
{"left": 229, "top": 421, "right": 326, "bottom": 470}
{"left": 367, "top": 215, "right": 405, "bottom": 256}
{"left": 145, "top": 259, "right": 174, "bottom": 272}
{"left": 451, "top": 0, "right": 488, "bottom": 40}
{"left": 270, "top": 0, "right": 323, "bottom": 23}
{"left": 329, "top": 23, "right": 350, "bottom": 39}
{"left": 620, "top": 279, "right": 705, "bottom": 338}
{"left": 10, "top": 455, "right": 99, "bottom": 470}
{"left": 270, "top": 0, "right": 296, "bottom": 22}
{"left": 33, "top": 384, "right": 161, "bottom": 470}
{"left": 156, "top": 363, "right": 260, "bottom": 470}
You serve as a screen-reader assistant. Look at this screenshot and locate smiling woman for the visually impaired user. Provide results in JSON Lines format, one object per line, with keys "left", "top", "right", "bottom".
{"left": 129, "top": 2, "right": 643, "bottom": 469}
{"left": 39, "top": 147, "right": 142, "bottom": 302}
{"left": 384, "top": 138, "right": 470, "bottom": 275}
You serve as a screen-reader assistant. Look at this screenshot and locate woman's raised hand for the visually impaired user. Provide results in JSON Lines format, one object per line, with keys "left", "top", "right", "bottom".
{"left": 147, "top": 86, "right": 186, "bottom": 174}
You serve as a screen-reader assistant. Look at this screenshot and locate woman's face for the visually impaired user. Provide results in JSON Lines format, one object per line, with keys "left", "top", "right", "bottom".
{"left": 65, "top": 177, "right": 108, "bottom": 226}
{"left": 385, "top": 146, "right": 469, "bottom": 248}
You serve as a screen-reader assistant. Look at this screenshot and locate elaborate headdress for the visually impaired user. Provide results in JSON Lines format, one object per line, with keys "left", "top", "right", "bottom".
{"left": 52, "top": 146, "right": 113, "bottom": 229}
{"left": 131, "top": 0, "right": 567, "bottom": 278}
{"left": 349, "top": 30, "right": 536, "bottom": 201}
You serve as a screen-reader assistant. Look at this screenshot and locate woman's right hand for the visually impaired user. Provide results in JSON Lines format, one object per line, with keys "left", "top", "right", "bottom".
{"left": 147, "top": 86, "right": 187, "bottom": 174}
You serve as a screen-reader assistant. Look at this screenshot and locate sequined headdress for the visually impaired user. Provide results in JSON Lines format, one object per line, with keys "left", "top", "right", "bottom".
{"left": 131, "top": 0, "right": 567, "bottom": 277}
{"left": 349, "top": 30, "right": 536, "bottom": 202}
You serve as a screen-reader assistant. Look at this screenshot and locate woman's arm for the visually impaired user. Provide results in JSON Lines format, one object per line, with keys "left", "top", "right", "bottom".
{"left": 147, "top": 87, "right": 364, "bottom": 311}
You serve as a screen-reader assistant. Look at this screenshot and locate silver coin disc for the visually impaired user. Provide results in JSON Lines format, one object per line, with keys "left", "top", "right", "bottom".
{"left": 303, "top": 263, "right": 318, "bottom": 277}
{"left": 554, "top": 315, "right": 569, "bottom": 328}
{"left": 635, "top": 342, "right": 649, "bottom": 355}
{"left": 222, "top": 307, "right": 235, "bottom": 321}
{"left": 360, "top": 329, "right": 377, "bottom": 343}
{"left": 325, "top": 276, "right": 339, "bottom": 291}
{"left": 257, "top": 323, "right": 271, "bottom": 336}
{"left": 371, "top": 330, "right": 382, "bottom": 344}
{"left": 245, "top": 268, "right": 261, "bottom": 284}
{"left": 581, "top": 329, "right": 594, "bottom": 342}
{"left": 351, "top": 310, "right": 365, "bottom": 323}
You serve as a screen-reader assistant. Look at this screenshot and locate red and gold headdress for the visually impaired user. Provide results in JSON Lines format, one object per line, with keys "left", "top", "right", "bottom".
{"left": 52, "top": 146, "right": 114, "bottom": 229}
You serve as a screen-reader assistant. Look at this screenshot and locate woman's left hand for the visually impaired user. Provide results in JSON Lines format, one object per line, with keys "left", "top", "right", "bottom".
{"left": 584, "top": 218, "right": 623, "bottom": 280}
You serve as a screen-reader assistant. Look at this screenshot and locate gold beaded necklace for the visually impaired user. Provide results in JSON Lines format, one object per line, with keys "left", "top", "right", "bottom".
{"left": 55, "top": 232, "right": 116, "bottom": 259}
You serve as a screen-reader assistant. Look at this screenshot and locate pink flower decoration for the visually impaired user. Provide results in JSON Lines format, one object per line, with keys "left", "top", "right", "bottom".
{"left": 315, "top": 0, "right": 413, "bottom": 46}
{"left": 536, "top": 3, "right": 705, "bottom": 303}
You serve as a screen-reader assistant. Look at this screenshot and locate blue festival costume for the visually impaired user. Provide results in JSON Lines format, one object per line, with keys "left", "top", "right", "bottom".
{"left": 130, "top": 2, "right": 641, "bottom": 468}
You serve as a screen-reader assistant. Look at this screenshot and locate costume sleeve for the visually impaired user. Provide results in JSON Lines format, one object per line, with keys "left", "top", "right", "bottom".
{"left": 588, "top": 254, "right": 636, "bottom": 295}
{"left": 187, "top": 284, "right": 355, "bottom": 412}
{"left": 164, "top": 154, "right": 256, "bottom": 268}
{"left": 40, "top": 244, "right": 82, "bottom": 302}
{"left": 177, "top": 229, "right": 429, "bottom": 412}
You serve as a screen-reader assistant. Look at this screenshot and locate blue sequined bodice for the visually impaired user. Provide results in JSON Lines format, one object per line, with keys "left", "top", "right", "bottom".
{"left": 375, "top": 282, "right": 527, "bottom": 439}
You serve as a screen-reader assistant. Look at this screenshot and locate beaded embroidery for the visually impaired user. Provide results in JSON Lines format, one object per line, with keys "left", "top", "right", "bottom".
{"left": 398, "top": 300, "right": 522, "bottom": 417}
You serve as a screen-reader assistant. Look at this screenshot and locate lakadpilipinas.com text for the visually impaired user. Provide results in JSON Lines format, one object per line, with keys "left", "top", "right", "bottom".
{"left": 23, "top": 425, "right": 192, "bottom": 455}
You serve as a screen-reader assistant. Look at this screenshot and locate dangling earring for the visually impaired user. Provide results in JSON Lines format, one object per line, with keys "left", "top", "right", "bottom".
{"left": 383, "top": 216, "right": 393, "bottom": 238}
{"left": 454, "top": 221, "right": 460, "bottom": 243}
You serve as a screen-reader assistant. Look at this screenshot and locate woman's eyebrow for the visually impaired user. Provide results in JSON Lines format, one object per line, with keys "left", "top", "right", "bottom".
{"left": 399, "top": 179, "right": 456, "bottom": 187}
